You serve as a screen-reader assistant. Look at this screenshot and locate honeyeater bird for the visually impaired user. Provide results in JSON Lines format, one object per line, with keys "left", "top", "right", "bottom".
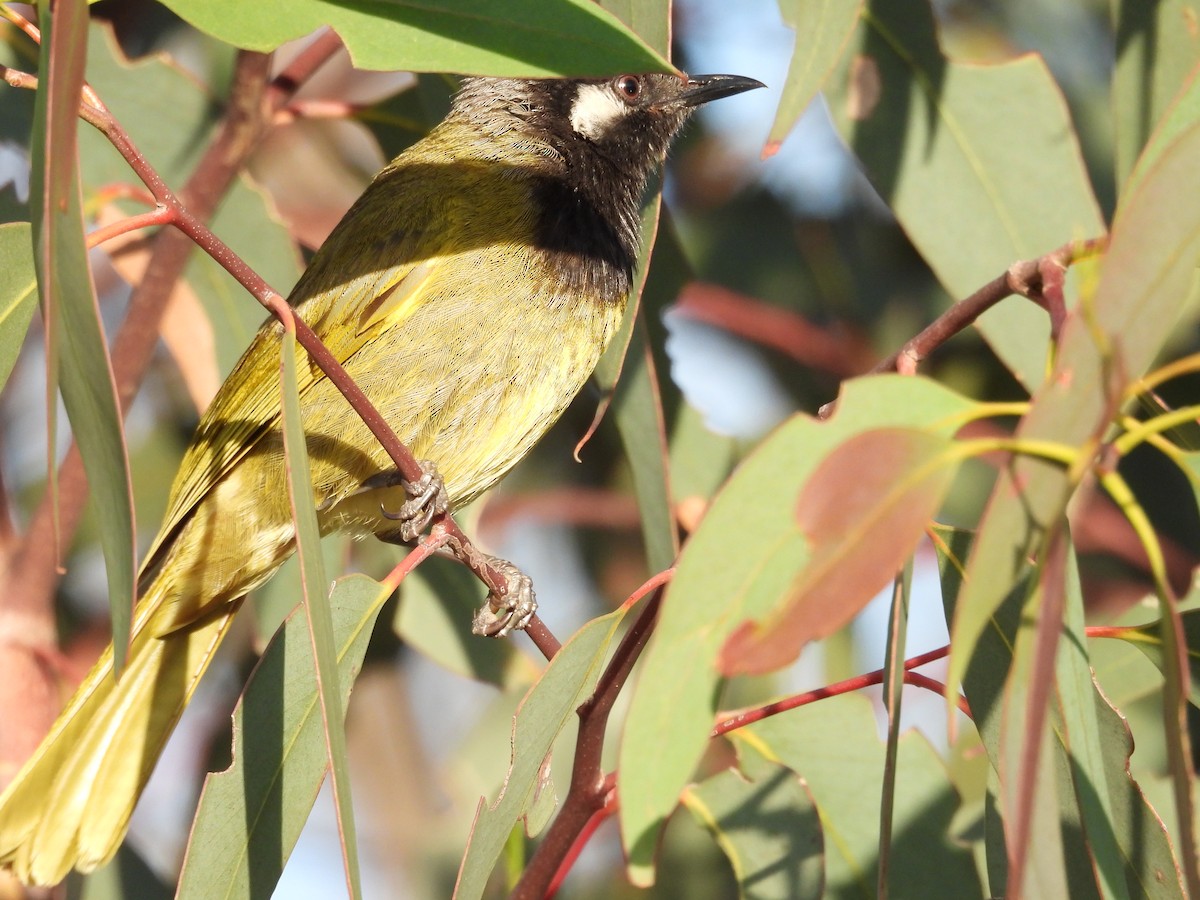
{"left": 0, "top": 70, "right": 762, "bottom": 884}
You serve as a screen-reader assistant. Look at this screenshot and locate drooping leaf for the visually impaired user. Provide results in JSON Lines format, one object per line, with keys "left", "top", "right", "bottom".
{"left": 278, "top": 327, "right": 361, "bottom": 898}
{"left": 823, "top": 0, "right": 1104, "bottom": 388}
{"left": 155, "top": 0, "right": 671, "bottom": 77}
{"left": 177, "top": 575, "right": 390, "bottom": 900}
{"left": 454, "top": 605, "right": 631, "bottom": 899}
{"left": 31, "top": 0, "right": 136, "bottom": 666}
{"left": 767, "top": 0, "right": 864, "bottom": 153}
{"left": 619, "top": 375, "right": 977, "bottom": 885}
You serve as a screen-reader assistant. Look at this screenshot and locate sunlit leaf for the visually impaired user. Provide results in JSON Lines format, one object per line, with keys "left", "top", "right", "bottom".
{"left": 455, "top": 605, "right": 631, "bottom": 899}
{"left": 31, "top": 0, "right": 136, "bottom": 666}
{"left": 156, "top": 0, "right": 670, "bottom": 77}
{"left": 719, "top": 427, "right": 957, "bottom": 676}
{"left": 0, "top": 222, "right": 37, "bottom": 388}
{"left": 824, "top": 0, "right": 1104, "bottom": 388}
{"left": 619, "top": 375, "right": 977, "bottom": 885}
{"left": 177, "top": 575, "right": 389, "bottom": 899}
{"left": 278, "top": 327, "right": 361, "bottom": 897}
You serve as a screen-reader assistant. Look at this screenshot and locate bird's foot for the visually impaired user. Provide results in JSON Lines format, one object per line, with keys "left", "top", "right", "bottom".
{"left": 471, "top": 556, "right": 537, "bottom": 638}
{"left": 370, "top": 460, "right": 450, "bottom": 542}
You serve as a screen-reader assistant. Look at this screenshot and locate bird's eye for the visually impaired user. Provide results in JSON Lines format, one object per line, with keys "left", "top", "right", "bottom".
{"left": 613, "top": 75, "right": 642, "bottom": 102}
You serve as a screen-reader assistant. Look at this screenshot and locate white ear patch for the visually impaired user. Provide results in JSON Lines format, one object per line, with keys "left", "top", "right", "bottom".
{"left": 569, "top": 83, "right": 631, "bottom": 140}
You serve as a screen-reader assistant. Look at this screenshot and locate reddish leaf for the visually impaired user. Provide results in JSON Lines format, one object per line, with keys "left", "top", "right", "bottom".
{"left": 719, "top": 428, "right": 957, "bottom": 675}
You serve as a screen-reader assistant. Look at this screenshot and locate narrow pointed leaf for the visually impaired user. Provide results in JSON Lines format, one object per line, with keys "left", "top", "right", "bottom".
{"left": 177, "top": 575, "right": 390, "bottom": 900}
{"left": 454, "top": 605, "right": 631, "bottom": 899}
{"left": 768, "top": 0, "right": 864, "bottom": 152}
{"left": 279, "top": 328, "right": 361, "bottom": 898}
{"left": 30, "top": 0, "right": 136, "bottom": 667}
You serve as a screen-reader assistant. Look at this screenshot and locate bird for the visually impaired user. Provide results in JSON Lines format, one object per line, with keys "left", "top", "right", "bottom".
{"left": 0, "top": 69, "right": 763, "bottom": 885}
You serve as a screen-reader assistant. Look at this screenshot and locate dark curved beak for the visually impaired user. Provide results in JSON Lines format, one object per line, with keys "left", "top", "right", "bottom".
{"left": 678, "top": 73, "right": 766, "bottom": 108}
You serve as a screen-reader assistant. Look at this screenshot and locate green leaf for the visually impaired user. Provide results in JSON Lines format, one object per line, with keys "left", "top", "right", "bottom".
{"left": 682, "top": 760, "right": 824, "bottom": 899}
{"left": 734, "top": 694, "right": 981, "bottom": 897}
{"left": 1112, "top": 2, "right": 1200, "bottom": 191}
{"left": 598, "top": 0, "right": 669, "bottom": 58}
{"left": 934, "top": 526, "right": 1186, "bottom": 899}
{"left": 156, "top": 0, "right": 671, "bottom": 77}
{"left": 877, "top": 561, "right": 911, "bottom": 897}
{"left": 455, "top": 604, "right": 631, "bottom": 899}
{"left": 279, "top": 327, "right": 361, "bottom": 898}
{"left": 594, "top": 193, "right": 682, "bottom": 574}
{"left": 668, "top": 400, "right": 737, "bottom": 508}
{"left": 1051, "top": 537, "right": 1134, "bottom": 900}
{"left": 608, "top": 209, "right": 682, "bottom": 573}
{"left": 768, "top": 0, "right": 864, "bottom": 152}
{"left": 31, "top": 0, "right": 136, "bottom": 667}
{"left": 619, "top": 374, "right": 977, "bottom": 886}
{"left": 77, "top": 24, "right": 227, "bottom": 191}
{"left": 823, "top": 0, "right": 1104, "bottom": 388}
{"left": 997, "top": 535, "right": 1082, "bottom": 899}
{"left": 1121, "top": 61, "right": 1200, "bottom": 202}
{"left": 0, "top": 222, "right": 37, "bottom": 388}
{"left": 946, "top": 118, "right": 1200, "bottom": 748}
{"left": 177, "top": 574, "right": 390, "bottom": 900}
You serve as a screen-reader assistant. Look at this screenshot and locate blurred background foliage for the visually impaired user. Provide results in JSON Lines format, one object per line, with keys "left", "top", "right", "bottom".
{"left": 1, "top": 0, "right": 1199, "bottom": 897}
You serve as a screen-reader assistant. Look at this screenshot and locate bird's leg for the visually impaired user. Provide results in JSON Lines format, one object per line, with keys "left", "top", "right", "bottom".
{"left": 465, "top": 553, "right": 537, "bottom": 638}
{"left": 369, "top": 464, "right": 536, "bottom": 637}
{"left": 426, "top": 531, "right": 537, "bottom": 638}
{"left": 368, "top": 459, "right": 450, "bottom": 542}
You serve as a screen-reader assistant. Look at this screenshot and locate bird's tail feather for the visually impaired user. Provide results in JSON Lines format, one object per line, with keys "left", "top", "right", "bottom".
{"left": 0, "top": 580, "right": 241, "bottom": 886}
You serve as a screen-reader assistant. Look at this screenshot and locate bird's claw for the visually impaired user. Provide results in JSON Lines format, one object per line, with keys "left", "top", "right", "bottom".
{"left": 471, "top": 557, "right": 537, "bottom": 638}
{"left": 375, "top": 460, "right": 450, "bottom": 542}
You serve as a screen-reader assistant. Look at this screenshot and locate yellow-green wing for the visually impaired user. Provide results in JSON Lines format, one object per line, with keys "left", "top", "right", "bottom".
{"left": 139, "top": 251, "right": 444, "bottom": 574}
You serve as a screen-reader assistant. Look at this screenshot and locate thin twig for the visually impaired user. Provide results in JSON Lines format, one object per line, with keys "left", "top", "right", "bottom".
{"left": 820, "top": 236, "right": 1108, "bottom": 419}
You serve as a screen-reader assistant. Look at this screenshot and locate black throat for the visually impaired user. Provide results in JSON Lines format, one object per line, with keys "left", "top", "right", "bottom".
{"left": 531, "top": 165, "right": 641, "bottom": 305}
